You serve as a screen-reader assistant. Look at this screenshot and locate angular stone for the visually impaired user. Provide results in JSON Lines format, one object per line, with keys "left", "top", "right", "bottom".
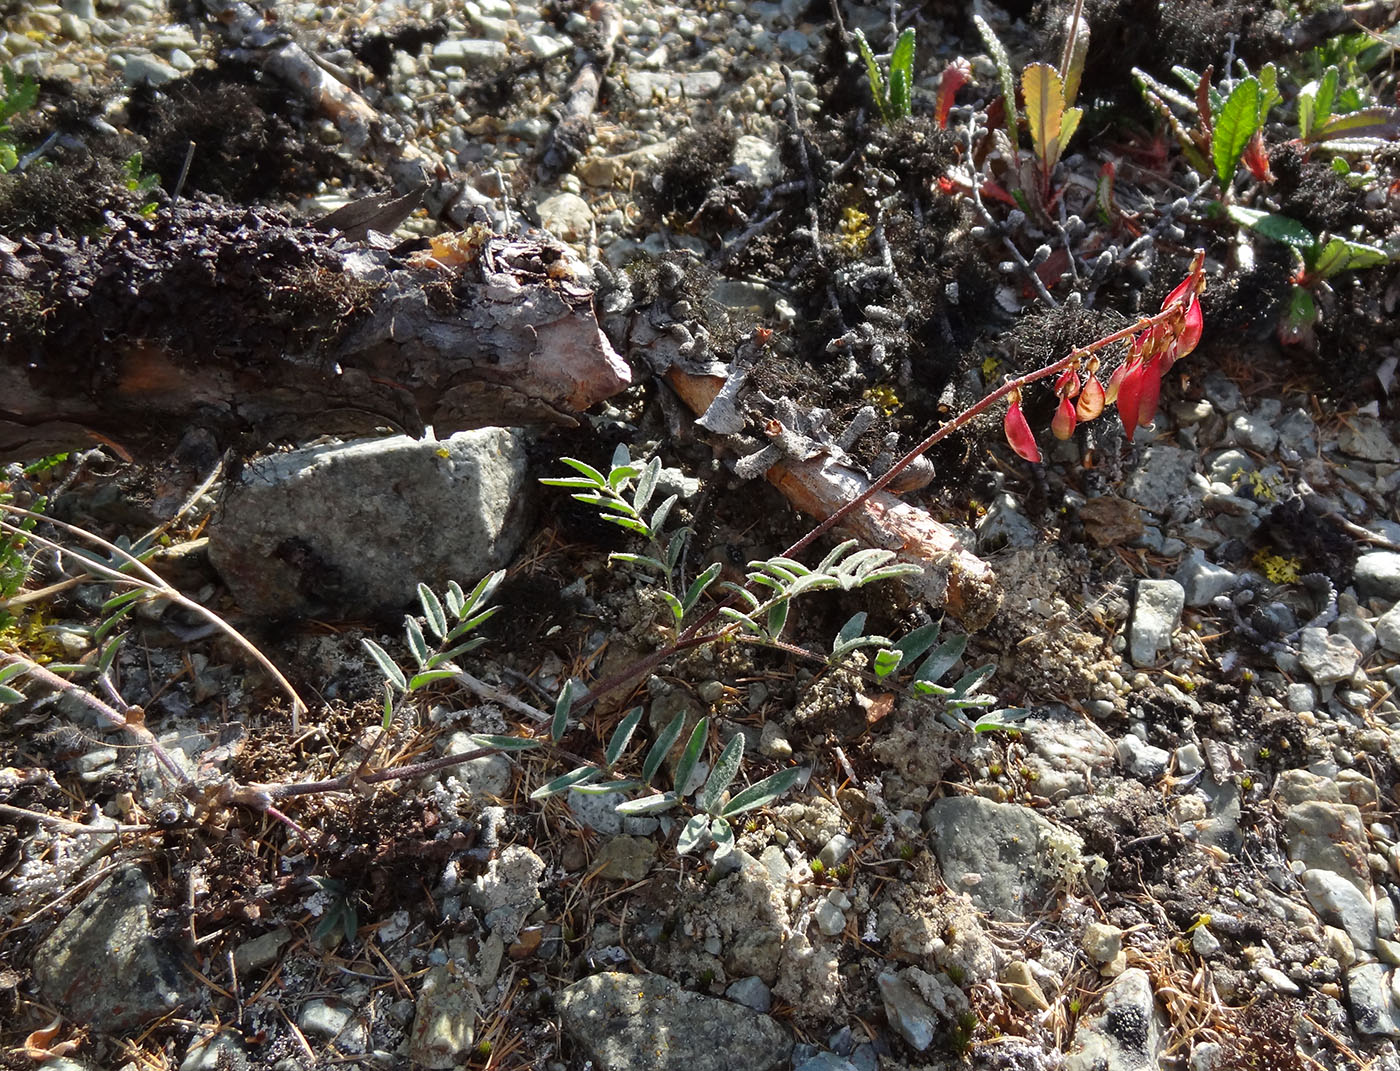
{"left": 31, "top": 865, "right": 185, "bottom": 1031}
{"left": 559, "top": 972, "right": 791, "bottom": 1071}
{"left": 1284, "top": 800, "right": 1370, "bottom": 889}
{"left": 1354, "top": 552, "right": 1400, "bottom": 602}
{"left": 1174, "top": 550, "right": 1237, "bottom": 607}
{"left": 409, "top": 964, "right": 480, "bottom": 1069}
{"left": 1064, "top": 968, "right": 1164, "bottom": 1071}
{"left": 594, "top": 835, "right": 658, "bottom": 882}
{"left": 1348, "top": 962, "right": 1400, "bottom": 1036}
{"left": 1301, "top": 868, "right": 1377, "bottom": 950}
{"left": 1129, "top": 580, "right": 1184, "bottom": 666}
{"left": 926, "top": 796, "right": 1073, "bottom": 920}
{"left": 208, "top": 429, "right": 531, "bottom": 617}
{"left": 1298, "top": 627, "right": 1360, "bottom": 687}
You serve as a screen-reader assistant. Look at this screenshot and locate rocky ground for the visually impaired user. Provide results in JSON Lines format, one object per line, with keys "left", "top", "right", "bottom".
{"left": 2, "top": 0, "right": 1400, "bottom": 1070}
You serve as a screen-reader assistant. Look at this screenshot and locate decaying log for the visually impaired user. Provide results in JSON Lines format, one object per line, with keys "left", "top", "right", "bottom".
{"left": 664, "top": 368, "right": 1003, "bottom": 630}
{"left": 0, "top": 203, "right": 631, "bottom": 464}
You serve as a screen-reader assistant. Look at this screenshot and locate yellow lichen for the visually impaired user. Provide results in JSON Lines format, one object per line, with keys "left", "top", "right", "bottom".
{"left": 1252, "top": 548, "right": 1301, "bottom": 584}
{"left": 837, "top": 206, "right": 873, "bottom": 254}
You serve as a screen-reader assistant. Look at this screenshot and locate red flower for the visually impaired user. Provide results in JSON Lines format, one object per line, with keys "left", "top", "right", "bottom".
{"left": 1004, "top": 389, "right": 1041, "bottom": 463}
{"left": 1051, "top": 395, "right": 1078, "bottom": 441}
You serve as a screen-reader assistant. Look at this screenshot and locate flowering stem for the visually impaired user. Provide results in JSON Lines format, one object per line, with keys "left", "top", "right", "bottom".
{"left": 778, "top": 297, "right": 1197, "bottom": 563}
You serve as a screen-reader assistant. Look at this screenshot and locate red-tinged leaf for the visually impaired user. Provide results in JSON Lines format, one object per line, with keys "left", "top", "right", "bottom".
{"left": 1004, "top": 395, "right": 1041, "bottom": 463}
{"left": 1116, "top": 359, "right": 1144, "bottom": 438}
{"left": 1196, "top": 66, "right": 1214, "bottom": 136}
{"left": 1051, "top": 395, "right": 1078, "bottom": 440}
{"left": 935, "top": 58, "right": 971, "bottom": 129}
{"left": 1136, "top": 358, "right": 1164, "bottom": 428}
{"left": 1242, "top": 129, "right": 1273, "bottom": 182}
{"left": 1076, "top": 374, "right": 1106, "bottom": 420}
{"left": 1053, "top": 368, "right": 1080, "bottom": 397}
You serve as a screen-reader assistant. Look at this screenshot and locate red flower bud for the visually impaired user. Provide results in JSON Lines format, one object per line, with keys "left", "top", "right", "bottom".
{"left": 1053, "top": 368, "right": 1081, "bottom": 398}
{"left": 1135, "top": 357, "right": 1163, "bottom": 429}
{"left": 1004, "top": 390, "right": 1041, "bottom": 463}
{"left": 1104, "top": 363, "right": 1125, "bottom": 405}
{"left": 1242, "top": 130, "right": 1274, "bottom": 183}
{"left": 1075, "top": 374, "right": 1106, "bottom": 420}
{"left": 1116, "top": 358, "right": 1144, "bottom": 438}
{"left": 1051, "top": 395, "right": 1078, "bottom": 440}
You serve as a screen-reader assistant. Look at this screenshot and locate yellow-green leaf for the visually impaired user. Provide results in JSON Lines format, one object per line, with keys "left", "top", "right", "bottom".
{"left": 1023, "top": 63, "right": 1067, "bottom": 175}
{"left": 1211, "top": 76, "right": 1260, "bottom": 185}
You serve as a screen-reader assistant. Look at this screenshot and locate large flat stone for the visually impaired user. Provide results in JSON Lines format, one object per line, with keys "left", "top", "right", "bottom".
{"left": 31, "top": 865, "right": 186, "bottom": 1032}
{"left": 559, "top": 972, "right": 790, "bottom": 1071}
{"left": 208, "top": 428, "right": 530, "bottom": 617}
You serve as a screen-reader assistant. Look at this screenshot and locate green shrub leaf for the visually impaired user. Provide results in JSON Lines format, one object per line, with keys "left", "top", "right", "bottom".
{"left": 1212, "top": 76, "right": 1260, "bottom": 185}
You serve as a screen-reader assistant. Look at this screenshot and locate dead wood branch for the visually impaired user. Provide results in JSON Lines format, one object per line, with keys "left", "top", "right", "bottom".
{"left": 664, "top": 368, "right": 1003, "bottom": 630}
{"left": 537, "top": 2, "right": 623, "bottom": 183}
{"left": 0, "top": 203, "right": 631, "bottom": 465}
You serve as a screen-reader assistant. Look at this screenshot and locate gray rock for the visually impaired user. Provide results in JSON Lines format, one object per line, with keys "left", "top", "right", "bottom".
{"left": 1205, "top": 447, "right": 1254, "bottom": 484}
{"left": 926, "top": 796, "right": 1069, "bottom": 919}
{"left": 1175, "top": 550, "right": 1237, "bottom": 607}
{"left": 208, "top": 429, "right": 531, "bottom": 617}
{"left": 1298, "top": 627, "right": 1360, "bottom": 687}
{"left": 1335, "top": 613, "right": 1377, "bottom": 658}
{"left": 1228, "top": 411, "right": 1278, "bottom": 453}
{"left": 815, "top": 892, "right": 849, "bottom": 937}
{"left": 179, "top": 1034, "right": 248, "bottom": 1071}
{"left": 1064, "top": 968, "right": 1164, "bottom": 1071}
{"left": 725, "top": 975, "right": 773, "bottom": 1013}
{"left": 594, "top": 835, "right": 657, "bottom": 881}
{"left": 795, "top": 1055, "right": 859, "bottom": 1071}
{"left": 976, "top": 492, "right": 1037, "bottom": 551}
{"left": 298, "top": 998, "right": 366, "bottom": 1050}
{"left": 730, "top": 134, "right": 783, "bottom": 186}
{"left": 31, "top": 865, "right": 185, "bottom": 1031}
{"left": 568, "top": 788, "right": 624, "bottom": 833}
{"left": 877, "top": 971, "right": 938, "bottom": 1051}
{"left": 1377, "top": 604, "right": 1400, "bottom": 655}
{"left": 1348, "top": 962, "right": 1400, "bottom": 1036}
{"left": 625, "top": 70, "right": 723, "bottom": 99}
{"left": 1124, "top": 445, "right": 1197, "bottom": 515}
{"left": 1202, "top": 372, "right": 1243, "bottom": 412}
{"left": 1129, "top": 579, "right": 1184, "bottom": 666}
{"left": 817, "top": 833, "right": 856, "bottom": 869}
{"left": 1116, "top": 734, "right": 1170, "bottom": 779}
{"left": 409, "top": 963, "right": 480, "bottom": 1069}
{"left": 1021, "top": 706, "right": 1117, "bottom": 798}
{"left": 233, "top": 927, "right": 292, "bottom": 977}
{"left": 430, "top": 39, "right": 507, "bottom": 69}
{"left": 122, "top": 52, "right": 180, "bottom": 85}
{"left": 1301, "top": 869, "right": 1377, "bottom": 951}
{"left": 536, "top": 190, "right": 593, "bottom": 242}
{"left": 1285, "top": 682, "right": 1317, "bottom": 712}
{"left": 1276, "top": 408, "right": 1317, "bottom": 454}
{"left": 442, "top": 733, "right": 513, "bottom": 800}
{"left": 1338, "top": 415, "right": 1396, "bottom": 461}
{"left": 1284, "top": 800, "right": 1369, "bottom": 889}
{"left": 472, "top": 845, "right": 544, "bottom": 943}
{"left": 1355, "top": 552, "right": 1400, "bottom": 602}
{"left": 559, "top": 972, "right": 791, "bottom": 1071}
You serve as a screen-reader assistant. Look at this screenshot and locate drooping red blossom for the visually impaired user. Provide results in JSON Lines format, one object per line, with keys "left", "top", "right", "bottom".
{"left": 1051, "top": 395, "right": 1078, "bottom": 441}
{"left": 1004, "top": 389, "right": 1041, "bottom": 463}
{"left": 1075, "top": 374, "right": 1106, "bottom": 420}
